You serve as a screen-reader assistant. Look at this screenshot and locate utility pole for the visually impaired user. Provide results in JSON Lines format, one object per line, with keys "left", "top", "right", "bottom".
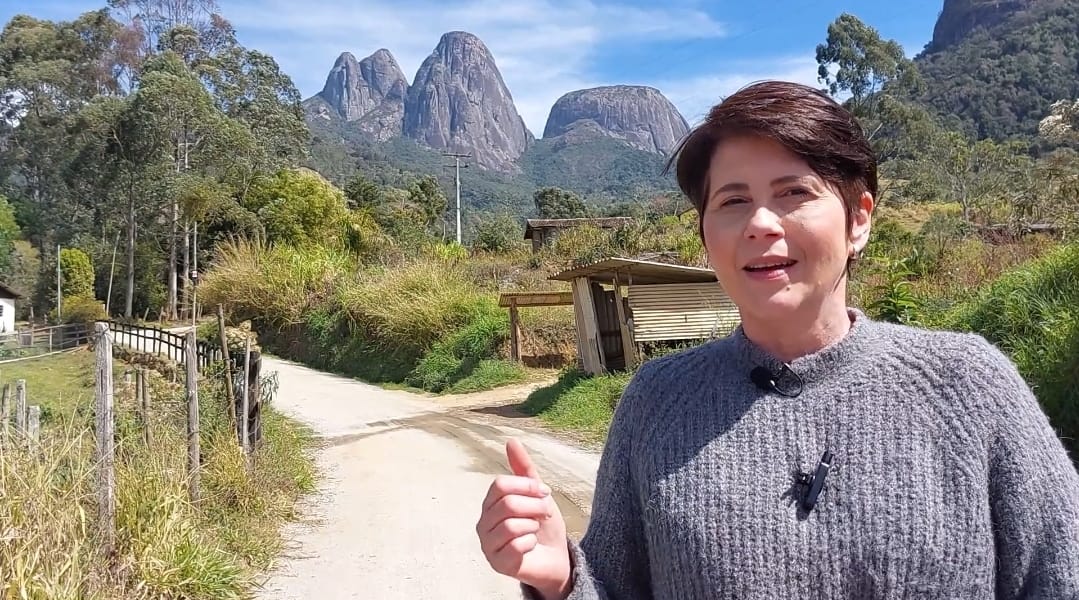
{"left": 441, "top": 152, "right": 471, "bottom": 245}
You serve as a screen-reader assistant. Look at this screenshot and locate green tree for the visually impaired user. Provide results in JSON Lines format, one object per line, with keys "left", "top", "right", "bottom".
{"left": 816, "top": 13, "right": 922, "bottom": 109}
{"left": 408, "top": 175, "right": 448, "bottom": 233}
{"left": 0, "top": 195, "right": 19, "bottom": 276}
{"left": 533, "top": 187, "right": 589, "bottom": 219}
{"left": 247, "top": 168, "right": 351, "bottom": 247}
{"left": 472, "top": 214, "right": 523, "bottom": 252}
{"left": 60, "top": 248, "right": 95, "bottom": 299}
{"left": 345, "top": 174, "right": 384, "bottom": 210}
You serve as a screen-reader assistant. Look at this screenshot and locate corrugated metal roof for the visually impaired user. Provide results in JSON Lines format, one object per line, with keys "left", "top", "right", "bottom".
{"left": 628, "top": 282, "right": 740, "bottom": 343}
{"left": 549, "top": 257, "right": 717, "bottom": 285}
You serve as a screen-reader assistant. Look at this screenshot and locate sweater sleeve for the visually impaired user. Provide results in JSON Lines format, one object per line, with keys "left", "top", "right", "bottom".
{"left": 968, "top": 336, "right": 1079, "bottom": 598}
{"left": 522, "top": 364, "right": 656, "bottom": 600}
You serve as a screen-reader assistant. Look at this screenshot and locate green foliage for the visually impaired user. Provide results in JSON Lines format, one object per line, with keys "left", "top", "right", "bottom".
{"left": 344, "top": 173, "right": 383, "bottom": 210}
{"left": 407, "top": 305, "right": 510, "bottom": 392}
{"left": 246, "top": 168, "right": 352, "bottom": 247}
{"left": 472, "top": 213, "right": 524, "bottom": 252}
{"left": 54, "top": 295, "right": 108, "bottom": 324}
{"left": 864, "top": 256, "right": 923, "bottom": 325}
{"left": 914, "top": 0, "right": 1079, "bottom": 140}
{"left": 937, "top": 242, "right": 1079, "bottom": 461}
{"left": 521, "top": 368, "right": 634, "bottom": 443}
{"left": 816, "top": 13, "right": 924, "bottom": 106}
{"left": 533, "top": 187, "right": 589, "bottom": 219}
{"left": 59, "top": 247, "right": 95, "bottom": 299}
{"left": 0, "top": 194, "right": 18, "bottom": 276}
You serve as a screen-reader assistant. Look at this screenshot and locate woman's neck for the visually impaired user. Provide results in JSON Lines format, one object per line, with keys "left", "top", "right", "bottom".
{"left": 740, "top": 300, "right": 853, "bottom": 363}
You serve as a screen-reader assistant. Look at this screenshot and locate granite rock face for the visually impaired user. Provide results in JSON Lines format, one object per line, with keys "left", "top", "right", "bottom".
{"left": 402, "top": 31, "right": 534, "bottom": 171}
{"left": 542, "top": 85, "right": 689, "bottom": 155}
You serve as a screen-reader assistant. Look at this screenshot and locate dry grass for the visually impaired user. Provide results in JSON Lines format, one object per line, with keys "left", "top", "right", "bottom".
{"left": 0, "top": 353, "right": 315, "bottom": 599}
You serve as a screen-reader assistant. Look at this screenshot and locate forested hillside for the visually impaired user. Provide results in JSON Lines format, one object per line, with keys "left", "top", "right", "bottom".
{"left": 914, "top": 0, "right": 1079, "bottom": 140}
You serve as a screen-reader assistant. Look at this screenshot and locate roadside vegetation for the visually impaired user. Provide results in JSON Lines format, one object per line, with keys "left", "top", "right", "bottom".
{"left": 0, "top": 349, "right": 315, "bottom": 598}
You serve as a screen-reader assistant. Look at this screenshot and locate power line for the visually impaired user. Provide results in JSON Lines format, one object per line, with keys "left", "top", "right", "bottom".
{"left": 441, "top": 152, "right": 471, "bottom": 245}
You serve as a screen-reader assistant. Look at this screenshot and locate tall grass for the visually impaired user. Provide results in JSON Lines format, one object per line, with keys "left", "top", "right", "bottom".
{"left": 938, "top": 242, "right": 1079, "bottom": 461}
{"left": 0, "top": 358, "right": 316, "bottom": 598}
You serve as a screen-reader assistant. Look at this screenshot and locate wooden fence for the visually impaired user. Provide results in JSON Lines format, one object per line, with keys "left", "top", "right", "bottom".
{"left": 0, "top": 323, "right": 93, "bottom": 361}
{"left": 0, "top": 379, "right": 41, "bottom": 446}
{"left": 104, "top": 320, "right": 222, "bottom": 373}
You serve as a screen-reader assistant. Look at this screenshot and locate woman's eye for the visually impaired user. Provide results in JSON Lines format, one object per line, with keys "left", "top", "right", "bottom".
{"left": 719, "top": 196, "right": 747, "bottom": 207}
{"left": 783, "top": 188, "right": 810, "bottom": 198}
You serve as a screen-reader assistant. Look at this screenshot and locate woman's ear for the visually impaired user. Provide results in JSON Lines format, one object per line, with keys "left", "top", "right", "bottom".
{"left": 849, "top": 191, "right": 874, "bottom": 255}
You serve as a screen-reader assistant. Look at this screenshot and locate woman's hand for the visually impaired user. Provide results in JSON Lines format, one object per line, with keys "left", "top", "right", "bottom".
{"left": 477, "top": 438, "right": 572, "bottom": 600}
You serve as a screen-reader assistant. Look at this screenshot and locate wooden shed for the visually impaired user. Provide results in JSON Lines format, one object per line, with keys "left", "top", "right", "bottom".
{"left": 524, "top": 218, "right": 635, "bottom": 253}
{"left": 549, "top": 257, "right": 740, "bottom": 375}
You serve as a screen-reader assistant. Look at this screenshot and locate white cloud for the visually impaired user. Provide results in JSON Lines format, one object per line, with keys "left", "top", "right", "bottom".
{"left": 223, "top": 0, "right": 727, "bottom": 136}
{"left": 654, "top": 55, "right": 825, "bottom": 127}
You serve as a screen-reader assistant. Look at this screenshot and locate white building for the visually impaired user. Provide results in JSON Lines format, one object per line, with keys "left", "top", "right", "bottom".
{"left": 0, "top": 283, "right": 19, "bottom": 333}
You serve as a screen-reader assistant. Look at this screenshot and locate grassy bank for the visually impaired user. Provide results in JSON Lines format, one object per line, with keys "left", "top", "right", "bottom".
{"left": 0, "top": 350, "right": 316, "bottom": 598}
{"left": 200, "top": 240, "right": 541, "bottom": 394}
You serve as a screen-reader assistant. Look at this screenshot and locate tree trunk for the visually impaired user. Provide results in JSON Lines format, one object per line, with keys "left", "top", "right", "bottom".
{"left": 182, "top": 220, "right": 190, "bottom": 321}
{"left": 124, "top": 188, "right": 136, "bottom": 319}
{"left": 167, "top": 198, "right": 178, "bottom": 321}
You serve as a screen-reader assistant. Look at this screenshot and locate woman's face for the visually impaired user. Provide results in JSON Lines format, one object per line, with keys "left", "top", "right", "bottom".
{"left": 701, "top": 135, "right": 872, "bottom": 322}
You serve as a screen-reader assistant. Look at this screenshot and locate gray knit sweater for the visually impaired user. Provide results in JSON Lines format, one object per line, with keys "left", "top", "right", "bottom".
{"left": 528, "top": 309, "right": 1079, "bottom": 599}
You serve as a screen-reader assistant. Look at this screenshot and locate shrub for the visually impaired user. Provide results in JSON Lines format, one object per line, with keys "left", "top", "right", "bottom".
{"left": 408, "top": 305, "right": 509, "bottom": 392}
{"left": 938, "top": 242, "right": 1079, "bottom": 462}
{"left": 60, "top": 247, "right": 95, "bottom": 299}
{"left": 54, "top": 295, "right": 107, "bottom": 324}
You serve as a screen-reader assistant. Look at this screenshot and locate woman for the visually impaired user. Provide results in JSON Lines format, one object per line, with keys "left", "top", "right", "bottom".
{"left": 475, "top": 80, "right": 1079, "bottom": 599}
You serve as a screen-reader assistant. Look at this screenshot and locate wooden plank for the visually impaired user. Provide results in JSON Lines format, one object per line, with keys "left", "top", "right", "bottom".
{"left": 612, "top": 273, "right": 636, "bottom": 370}
{"left": 498, "top": 291, "right": 574, "bottom": 308}
{"left": 1, "top": 383, "right": 9, "bottom": 443}
{"left": 509, "top": 300, "right": 521, "bottom": 362}
{"left": 572, "top": 277, "right": 605, "bottom": 375}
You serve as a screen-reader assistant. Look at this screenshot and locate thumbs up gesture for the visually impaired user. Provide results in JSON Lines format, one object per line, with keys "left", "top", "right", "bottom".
{"left": 477, "top": 438, "right": 572, "bottom": 600}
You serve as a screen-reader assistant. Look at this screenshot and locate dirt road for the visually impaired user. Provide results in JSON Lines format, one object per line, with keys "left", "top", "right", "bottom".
{"left": 254, "top": 356, "right": 600, "bottom": 600}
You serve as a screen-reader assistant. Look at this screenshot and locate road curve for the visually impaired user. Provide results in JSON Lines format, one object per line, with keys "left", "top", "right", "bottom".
{"left": 253, "top": 355, "right": 600, "bottom": 600}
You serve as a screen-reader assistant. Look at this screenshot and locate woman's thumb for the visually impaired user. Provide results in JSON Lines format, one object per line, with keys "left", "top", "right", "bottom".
{"left": 506, "top": 438, "right": 541, "bottom": 480}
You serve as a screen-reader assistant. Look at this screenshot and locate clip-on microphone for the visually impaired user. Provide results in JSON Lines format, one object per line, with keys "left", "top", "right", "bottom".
{"left": 795, "top": 450, "right": 833, "bottom": 511}
{"left": 749, "top": 365, "right": 803, "bottom": 398}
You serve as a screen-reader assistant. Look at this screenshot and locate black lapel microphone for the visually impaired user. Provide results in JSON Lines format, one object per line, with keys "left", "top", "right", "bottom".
{"left": 749, "top": 364, "right": 803, "bottom": 398}
{"left": 796, "top": 450, "right": 834, "bottom": 512}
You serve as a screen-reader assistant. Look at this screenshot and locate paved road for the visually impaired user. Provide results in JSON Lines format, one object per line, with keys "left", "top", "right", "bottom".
{"left": 252, "top": 355, "right": 600, "bottom": 600}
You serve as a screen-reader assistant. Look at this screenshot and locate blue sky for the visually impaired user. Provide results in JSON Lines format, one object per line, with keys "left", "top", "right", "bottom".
{"left": 2, "top": 0, "right": 945, "bottom": 137}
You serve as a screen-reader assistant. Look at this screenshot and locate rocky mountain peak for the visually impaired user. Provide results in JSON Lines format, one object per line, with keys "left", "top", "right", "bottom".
{"left": 543, "top": 85, "right": 689, "bottom": 155}
{"left": 316, "top": 49, "right": 407, "bottom": 123}
{"left": 927, "top": 0, "right": 1037, "bottom": 52}
{"left": 403, "top": 30, "right": 533, "bottom": 172}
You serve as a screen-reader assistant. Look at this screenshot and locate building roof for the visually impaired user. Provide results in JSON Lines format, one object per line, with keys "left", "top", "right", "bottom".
{"left": 0, "top": 282, "right": 21, "bottom": 299}
{"left": 523, "top": 217, "right": 635, "bottom": 239}
{"left": 548, "top": 257, "right": 717, "bottom": 286}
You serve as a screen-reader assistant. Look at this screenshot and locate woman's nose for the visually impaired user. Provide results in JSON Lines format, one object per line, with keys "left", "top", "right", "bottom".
{"left": 744, "top": 205, "right": 784, "bottom": 239}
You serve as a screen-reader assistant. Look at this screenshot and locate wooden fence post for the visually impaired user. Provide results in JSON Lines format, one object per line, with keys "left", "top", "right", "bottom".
{"left": 14, "top": 379, "right": 26, "bottom": 435}
{"left": 241, "top": 338, "right": 251, "bottom": 462}
{"left": 27, "top": 405, "right": 40, "bottom": 448}
{"left": 1, "top": 383, "right": 9, "bottom": 444}
{"left": 94, "top": 322, "right": 115, "bottom": 557}
{"left": 185, "top": 331, "right": 200, "bottom": 503}
{"left": 138, "top": 368, "right": 151, "bottom": 447}
{"left": 217, "top": 305, "right": 237, "bottom": 434}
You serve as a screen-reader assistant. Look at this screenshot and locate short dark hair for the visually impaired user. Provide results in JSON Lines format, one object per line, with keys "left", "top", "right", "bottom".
{"left": 666, "top": 80, "right": 877, "bottom": 237}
